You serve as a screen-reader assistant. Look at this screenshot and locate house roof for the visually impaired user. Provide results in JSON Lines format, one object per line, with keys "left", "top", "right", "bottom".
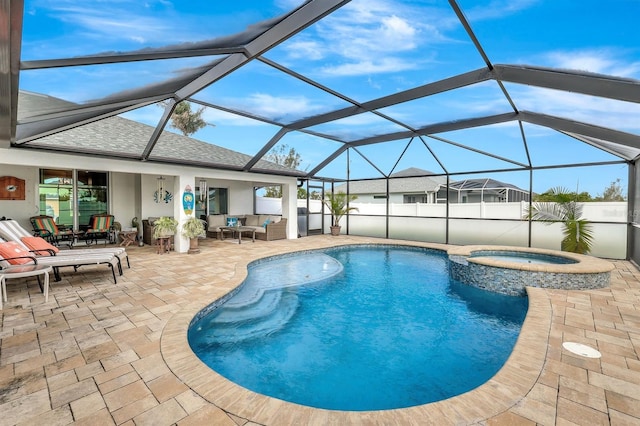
{"left": 18, "top": 92, "right": 300, "bottom": 176}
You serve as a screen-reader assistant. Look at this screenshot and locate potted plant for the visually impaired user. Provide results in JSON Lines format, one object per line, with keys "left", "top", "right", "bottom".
{"left": 152, "top": 216, "right": 178, "bottom": 239}
{"left": 182, "top": 216, "right": 206, "bottom": 254}
{"left": 324, "top": 191, "right": 358, "bottom": 236}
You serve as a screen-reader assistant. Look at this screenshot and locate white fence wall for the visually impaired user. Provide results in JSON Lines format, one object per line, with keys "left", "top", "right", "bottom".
{"left": 257, "top": 197, "right": 628, "bottom": 258}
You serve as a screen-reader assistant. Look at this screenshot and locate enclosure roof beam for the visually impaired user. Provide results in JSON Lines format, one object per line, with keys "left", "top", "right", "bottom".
{"left": 519, "top": 111, "right": 640, "bottom": 150}
{"left": 288, "top": 68, "right": 493, "bottom": 130}
{"left": 494, "top": 64, "right": 640, "bottom": 104}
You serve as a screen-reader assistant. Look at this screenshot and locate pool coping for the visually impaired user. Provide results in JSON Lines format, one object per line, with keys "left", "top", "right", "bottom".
{"left": 161, "top": 241, "right": 552, "bottom": 424}
{"left": 447, "top": 244, "right": 615, "bottom": 273}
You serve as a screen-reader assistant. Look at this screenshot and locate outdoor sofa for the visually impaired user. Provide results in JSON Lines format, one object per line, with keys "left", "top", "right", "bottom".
{"left": 206, "top": 214, "right": 287, "bottom": 241}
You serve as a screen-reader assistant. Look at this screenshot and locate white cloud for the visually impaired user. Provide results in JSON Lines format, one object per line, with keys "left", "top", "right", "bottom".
{"left": 321, "top": 57, "right": 418, "bottom": 77}
{"left": 52, "top": 6, "right": 171, "bottom": 45}
{"left": 282, "top": 0, "right": 450, "bottom": 77}
{"left": 512, "top": 85, "right": 640, "bottom": 132}
{"left": 464, "top": 0, "right": 539, "bottom": 21}
{"left": 542, "top": 49, "right": 640, "bottom": 78}
{"left": 285, "top": 40, "right": 325, "bottom": 60}
{"left": 202, "top": 108, "right": 266, "bottom": 127}
{"left": 245, "top": 93, "right": 326, "bottom": 120}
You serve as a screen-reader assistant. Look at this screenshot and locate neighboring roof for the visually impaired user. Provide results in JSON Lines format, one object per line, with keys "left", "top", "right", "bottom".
{"left": 445, "top": 178, "right": 528, "bottom": 193}
{"left": 335, "top": 168, "right": 446, "bottom": 194}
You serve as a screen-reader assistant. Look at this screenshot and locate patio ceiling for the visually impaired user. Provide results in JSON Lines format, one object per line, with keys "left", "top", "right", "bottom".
{"left": 1, "top": 0, "right": 639, "bottom": 183}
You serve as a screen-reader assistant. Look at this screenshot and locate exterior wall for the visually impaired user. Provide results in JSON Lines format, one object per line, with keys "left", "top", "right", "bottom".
{"left": 110, "top": 172, "right": 137, "bottom": 228}
{"left": 0, "top": 147, "right": 300, "bottom": 250}
{"left": 0, "top": 164, "right": 39, "bottom": 231}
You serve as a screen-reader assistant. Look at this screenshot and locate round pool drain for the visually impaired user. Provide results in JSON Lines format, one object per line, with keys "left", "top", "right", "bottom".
{"left": 562, "top": 342, "right": 601, "bottom": 358}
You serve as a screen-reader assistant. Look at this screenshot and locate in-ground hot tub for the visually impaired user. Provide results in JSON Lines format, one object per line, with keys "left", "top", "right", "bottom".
{"left": 448, "top": 245, "right": 614, "bottom": 296}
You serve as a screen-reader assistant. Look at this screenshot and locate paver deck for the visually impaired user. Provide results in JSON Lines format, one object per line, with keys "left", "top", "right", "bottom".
{"left": 0, "top": 235, "right": 638, "bottom": 425}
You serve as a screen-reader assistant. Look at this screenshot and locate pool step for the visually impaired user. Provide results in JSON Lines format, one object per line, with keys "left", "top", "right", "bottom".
{"left": 200, "top": 291, "right": 299, "bottom": 344}
{"left": 212, "top": 290, "right": 282, "bottom": 324}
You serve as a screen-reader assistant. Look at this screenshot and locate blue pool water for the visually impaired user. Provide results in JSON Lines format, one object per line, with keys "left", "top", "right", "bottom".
{"left": 188, "top": 246, "right": 528, "bottom": 411}
{"left": 470, "top": 250, "right": 577, "bottom": 265}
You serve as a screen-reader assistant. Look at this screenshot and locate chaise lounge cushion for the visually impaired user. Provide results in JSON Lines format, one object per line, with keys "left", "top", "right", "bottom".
{"left": 0, "top": 241, "right": 34, "bottom": 265}
{"left": 21, "top": 236, "right": 59, "bottom": 255}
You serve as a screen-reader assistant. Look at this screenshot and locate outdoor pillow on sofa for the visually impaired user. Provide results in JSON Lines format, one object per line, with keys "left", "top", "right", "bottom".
{"left": 207, "top": 214, "right": 226, "bottom": 229}
{"left": 244, "top": 215, "right": 260, "bottom": 226}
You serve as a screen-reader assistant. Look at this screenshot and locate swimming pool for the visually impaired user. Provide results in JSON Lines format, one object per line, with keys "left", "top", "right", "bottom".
{"left": 188, "top": 245, "right": 528, "bottom": 411}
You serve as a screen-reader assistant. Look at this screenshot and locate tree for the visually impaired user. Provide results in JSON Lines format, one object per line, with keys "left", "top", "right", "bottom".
{"left": 167, "top": 101, "right": 210, "bottom": 136}
{"left": 594, "top": 179, "right": 625, "bottom": 201}
{"left": 263, "top": 145, "right": 304, "bottom": 198}
{"left": 534, "top": 188, "right": 592, "bottom": 202}
{"left": 524, "top": 187, "right": 594, "bottom": 254}
{"left": 267, "top": 144, "right": 302, "bottom": 169}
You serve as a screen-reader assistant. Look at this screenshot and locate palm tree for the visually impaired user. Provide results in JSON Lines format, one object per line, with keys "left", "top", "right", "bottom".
{"left": 524, "top": 187, "right": 594, "bottom": 254}
{"left": 324, "top": 191, "right": 358, "bottom": 235}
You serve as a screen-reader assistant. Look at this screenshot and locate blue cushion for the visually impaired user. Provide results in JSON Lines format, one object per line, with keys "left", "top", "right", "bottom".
{"left": 226, "top": 217, "right": 238, "bottom": 227}
{"left": 262, "top": 218, "right": 271, "bottom": 228}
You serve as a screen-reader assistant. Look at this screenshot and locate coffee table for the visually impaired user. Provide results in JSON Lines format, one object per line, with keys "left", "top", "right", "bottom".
{"left": 220, "top": 226, "right": 256, "bottom": 244}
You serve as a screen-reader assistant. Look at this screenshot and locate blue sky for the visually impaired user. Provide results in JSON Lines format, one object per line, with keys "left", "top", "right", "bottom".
{"left": 19, "top": 0, "right": 640, "bottom": 197}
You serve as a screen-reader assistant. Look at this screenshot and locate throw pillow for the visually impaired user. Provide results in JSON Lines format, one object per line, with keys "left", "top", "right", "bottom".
{"left": 262, "top": 218, "right": 271, "bottom": 228}
{"left": 245, "top": 215, "right": 259, "bottom": 226}
{"left": 208, "top": 215, "right": 225, "bottom": 227}
{"left": 20, "top": 236, "right": 59, "bottom": 256}
{"left": 226, "top": 217, "right": 238, "bottom": 227}
{"left": 0, "top": 241, "right": 34, "bottom": 265}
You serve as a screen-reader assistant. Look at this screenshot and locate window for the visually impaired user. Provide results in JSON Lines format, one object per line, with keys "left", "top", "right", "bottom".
{"left": 39, "top": 169, "right": 108, "bottom": 229}
{"left": 77, "top": 171, "right": 108, "bottom": 228}
{"left": 202, "top": 187, "right": 228, "bottom": 215}
{"left": 403, "top": 194, "right": 428, "bottom": 203}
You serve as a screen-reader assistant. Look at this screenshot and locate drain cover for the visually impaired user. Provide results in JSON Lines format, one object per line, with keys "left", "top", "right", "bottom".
{"left": 562, "top": 342, "right": 601, "bottom": 358}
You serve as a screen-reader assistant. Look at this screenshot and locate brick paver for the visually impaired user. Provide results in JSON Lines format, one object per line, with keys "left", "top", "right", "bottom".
{"left": 0, "top": 236, "right": 638, "bottom": 425}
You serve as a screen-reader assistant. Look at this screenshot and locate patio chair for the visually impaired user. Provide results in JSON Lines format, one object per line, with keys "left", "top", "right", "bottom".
{"left": 29, "top": 215, "right": 77, "bottom": 247}
{"left": 0, "top": 219, "right": 129, "bottom": 270}
{"left": 0, "top": 238, "right": 120, "bottom": 283}
{"left": 84, "top": 214, "right": 116, "bottom": 245}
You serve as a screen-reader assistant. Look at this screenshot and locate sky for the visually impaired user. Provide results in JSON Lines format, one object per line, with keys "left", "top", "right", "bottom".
{"left": 18, "top": 0, "right": 640, "bottom": 197}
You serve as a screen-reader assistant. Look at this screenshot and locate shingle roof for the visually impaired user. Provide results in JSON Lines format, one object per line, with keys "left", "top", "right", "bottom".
{"left": 18, "top": 91, "right": 301, "bottom": 175}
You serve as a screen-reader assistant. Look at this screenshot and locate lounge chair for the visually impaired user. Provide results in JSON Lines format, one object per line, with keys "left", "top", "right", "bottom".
{"left": 29, "top": 215, "right": 77, "bottom": 247}
{"left": 83, "top": 214, "right": 116, "bottom": 245}
{"left": 0, "top": 238, "right": 120, "bottom": 283}
{"left": 0, "top": 219, "right": 129, "bottom": 269}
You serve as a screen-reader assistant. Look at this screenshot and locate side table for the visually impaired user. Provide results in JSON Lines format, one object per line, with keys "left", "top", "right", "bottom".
{"left": 0, "top": 264, "right": 52, "bottom": 309}
{"left": 119, "top": 229, "right": 138, "bottom": 247}
{"left": 156, "top": 237, "right": 171, "bottom": 254}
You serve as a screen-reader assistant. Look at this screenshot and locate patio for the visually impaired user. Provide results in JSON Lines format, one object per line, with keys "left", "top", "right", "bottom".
{"left": 0, "top": 236, "right": 638, "bottom": 425}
